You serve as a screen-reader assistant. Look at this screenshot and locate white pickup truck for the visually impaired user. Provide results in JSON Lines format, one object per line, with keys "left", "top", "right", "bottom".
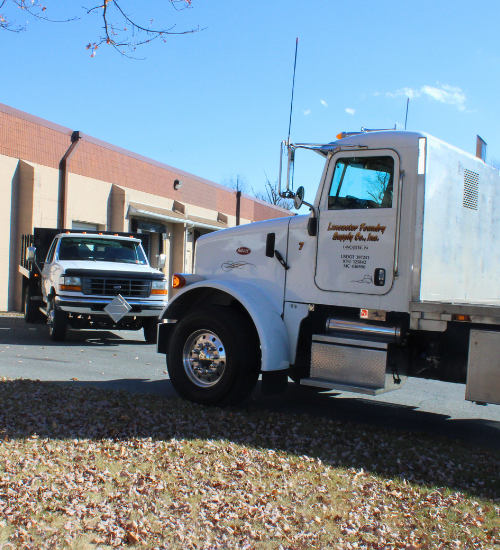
{"left": 20, "top": 229, "right": 168, "bottom": 342}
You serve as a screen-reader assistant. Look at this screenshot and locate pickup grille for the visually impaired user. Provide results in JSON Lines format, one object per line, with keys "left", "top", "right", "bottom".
{"left": 81, "top": 277, "right": 151, "bottom": 298}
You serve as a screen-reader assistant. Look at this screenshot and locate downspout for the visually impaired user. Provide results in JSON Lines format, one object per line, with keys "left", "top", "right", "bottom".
{"left": 58, "top": 130, "right": 82, "bottom": 229}
{"left": 236, "top": 190, "right": 241, "bottom": 226}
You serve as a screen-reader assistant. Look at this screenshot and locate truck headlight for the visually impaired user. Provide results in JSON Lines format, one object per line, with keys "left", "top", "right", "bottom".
{"left": 60, "top": 276, "right": 82, "bottom": 291}
{"left": 151, "top": 280, "right": 168, "bottom": 295}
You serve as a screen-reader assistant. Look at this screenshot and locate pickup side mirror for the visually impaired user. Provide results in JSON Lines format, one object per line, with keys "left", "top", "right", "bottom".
{"left": 26, "top": 247, "right": 36, "bottom": 262}
{"left": 157, "top": 254, "right": 166, "bottom": 270}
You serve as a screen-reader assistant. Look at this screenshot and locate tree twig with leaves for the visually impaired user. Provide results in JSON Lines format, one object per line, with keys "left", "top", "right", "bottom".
{"left": 0, "top": 0, "right": 202, "bottom": 58}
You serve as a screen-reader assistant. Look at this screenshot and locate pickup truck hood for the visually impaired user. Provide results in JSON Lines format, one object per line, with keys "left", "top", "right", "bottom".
{"left": 58, "top": 260, "right": 164, "bottom": 278}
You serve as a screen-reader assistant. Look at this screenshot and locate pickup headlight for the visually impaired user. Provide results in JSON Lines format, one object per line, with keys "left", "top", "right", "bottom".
{"left": 151, "top": 279, "right": 168, "bottom": 295}
{"left": 60, "top": 276, "right": 82, "bottom": 292}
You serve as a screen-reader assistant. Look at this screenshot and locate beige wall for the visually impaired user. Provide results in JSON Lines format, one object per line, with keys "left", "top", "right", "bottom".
{"left": 67, "top": 173, "right": 112, "bottom": 229}
{"left": 31, "top": 163, "right": 59, "bottom": 229}
{"left": 0, "top": 154, "right": 19, "bottom": 311}
{"left": 110, "top": 185, "right": 128, "bottom": 232}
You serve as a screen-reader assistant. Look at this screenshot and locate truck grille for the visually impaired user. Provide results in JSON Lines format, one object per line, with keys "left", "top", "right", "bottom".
{"left": 81, "top": 277, "right": 151, "bottom": 298}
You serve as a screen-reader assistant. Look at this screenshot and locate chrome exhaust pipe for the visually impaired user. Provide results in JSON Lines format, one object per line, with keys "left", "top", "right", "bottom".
{"left": 326, "top": 318, "right": 402, "bottom": 345}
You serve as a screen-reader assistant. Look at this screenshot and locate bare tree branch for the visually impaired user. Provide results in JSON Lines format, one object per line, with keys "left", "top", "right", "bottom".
{"left": 1, "top": 0, "right": 203, "bottom": 57}
{"left": 1, "top": 0, "right": 77, "bottom": 32}
{"left": 253, "top": 175, "right": 294, "bottom": 211}
{"left": 221, "top": 174, "right": 249, "bottom": 194}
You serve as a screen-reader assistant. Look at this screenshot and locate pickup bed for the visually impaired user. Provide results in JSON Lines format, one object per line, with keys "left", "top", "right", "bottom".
{"left": 20, "top": 228, "right": 168, "bottom": 342}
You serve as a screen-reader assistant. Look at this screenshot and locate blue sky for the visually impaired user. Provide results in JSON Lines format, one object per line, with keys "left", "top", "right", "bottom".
{"left": 1, "top": 0, "right": 499, "bottom": 201}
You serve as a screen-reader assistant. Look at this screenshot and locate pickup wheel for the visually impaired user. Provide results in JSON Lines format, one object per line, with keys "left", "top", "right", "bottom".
{"left": 24, "top": 287, "right": 40, "bottom": 323}
{"left": 143, "top": 319, "right": 158, "bottom": 344}
{"left": 166, "top": 307, "right": 260, "bottom": 406}
{"left": 47, "top": 298, "right": 68, "bottom": 341}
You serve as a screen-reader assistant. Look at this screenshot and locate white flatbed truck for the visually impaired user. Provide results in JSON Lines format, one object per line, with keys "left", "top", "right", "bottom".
{"left": 157, "top": 131, "right": 500, "bottom": 407}
{"left": 20, "top": 228, "right": 168, "bottom": 342}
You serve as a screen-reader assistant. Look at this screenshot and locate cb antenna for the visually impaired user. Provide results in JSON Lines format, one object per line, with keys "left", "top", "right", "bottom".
{"left": 404, "top": 97, "right": 409, "bottom": 130}
{"left": 287, "top": 37, "right": 299, "bottom": 146}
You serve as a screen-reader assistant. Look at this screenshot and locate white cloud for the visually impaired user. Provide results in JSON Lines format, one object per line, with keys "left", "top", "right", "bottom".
{"left": 320, "top": 99, "right": 328, "bottom": 107}
{"left": 421, "top": 85, "right": 466, "bottom": 110}
{"left": 386, "top": 84, "right": 466, "bottom": 110}
{"left": 345, "top": 107, "right": 355, "bottom": 115}
{"left": 303, "top": 109, "right": 311, "bottom": 115}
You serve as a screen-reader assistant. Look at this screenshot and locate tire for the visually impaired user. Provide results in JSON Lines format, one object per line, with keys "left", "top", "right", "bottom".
{"left": 143, "top": 319, "right": 158, "bottom": 344}
{"left": 47, "top": 298, "right": 68, "bottom": 341}
{"left": 166, "top": 306, "right": 260, "bottom": 406}
{"left": 24, "top": 286, "right": 40, "bottom": 324}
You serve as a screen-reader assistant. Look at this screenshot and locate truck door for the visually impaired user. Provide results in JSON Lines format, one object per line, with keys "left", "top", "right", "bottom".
{"left": 315, "top": 150, "right": 400, "bottom": 295}
{"left": 42, "top": 238, "right": 58, "bottom": 298}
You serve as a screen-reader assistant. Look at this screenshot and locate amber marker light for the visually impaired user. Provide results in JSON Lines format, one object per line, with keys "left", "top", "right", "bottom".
{"left": 172, "top": 274, "right": 186, "bottom": 289}
{"left": 336, "top": 132, "right": 344, "bottom": 139}
{"left": 452, "top": 314, "right": 471, "bottom": 322}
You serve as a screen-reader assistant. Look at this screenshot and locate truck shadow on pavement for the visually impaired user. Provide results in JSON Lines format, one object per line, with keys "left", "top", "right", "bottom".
{"left": 0, "top": 377, "right": 499, "bottom": 501}
{"left": 0, "top": 316, "right": 150, "bottom": 346}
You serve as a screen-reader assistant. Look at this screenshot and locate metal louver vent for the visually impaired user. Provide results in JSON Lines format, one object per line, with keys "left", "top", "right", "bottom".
{"left": 463, "top": 169, "right": 479, "bottom": 210}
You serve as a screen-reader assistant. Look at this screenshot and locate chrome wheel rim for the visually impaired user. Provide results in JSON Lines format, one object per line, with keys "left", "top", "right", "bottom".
{"left": 182, "top": 329, "right": 226, "bottom": 388}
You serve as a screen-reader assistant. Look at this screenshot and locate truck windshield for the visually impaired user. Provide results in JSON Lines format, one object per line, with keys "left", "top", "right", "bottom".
{"left": 328, "top": 156, "right": 394, "bottom": 210}
{"left": 58, "top": 238, "right": 148, "bottom": 264}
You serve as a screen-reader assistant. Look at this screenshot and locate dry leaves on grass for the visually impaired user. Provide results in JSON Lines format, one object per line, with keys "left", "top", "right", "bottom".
{"left": 0, "top": 379, "right": 499, "bottom": 549}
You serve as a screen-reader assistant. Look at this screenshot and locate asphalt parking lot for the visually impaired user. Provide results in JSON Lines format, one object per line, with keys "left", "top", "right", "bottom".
{"left": 1, "top": 313, "right": 500, "bottom": 449}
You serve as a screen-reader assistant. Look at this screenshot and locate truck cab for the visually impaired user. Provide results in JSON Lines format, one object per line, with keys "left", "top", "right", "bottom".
{"left": 158, "top": 131, "right": 500, "bottom": 408}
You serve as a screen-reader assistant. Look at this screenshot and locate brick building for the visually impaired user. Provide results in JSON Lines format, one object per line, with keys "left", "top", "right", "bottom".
{"left": 0, "top": 103, "right": 290, "bottom": 311}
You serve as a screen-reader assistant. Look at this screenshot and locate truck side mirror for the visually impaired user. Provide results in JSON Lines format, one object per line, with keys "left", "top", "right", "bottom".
{"left": 294, "top": 186, "right": 305, "bottom": 210}
{"left": 157, "top": 254, "right": 166, "bottom": 270}
{"left": 26, "top": 247, "right": 36, "bottom": 262}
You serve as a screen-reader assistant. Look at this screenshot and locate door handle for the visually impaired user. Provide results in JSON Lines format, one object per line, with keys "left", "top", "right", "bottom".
{"left": 274, "top": 250, "right": 289, "bottom": 270}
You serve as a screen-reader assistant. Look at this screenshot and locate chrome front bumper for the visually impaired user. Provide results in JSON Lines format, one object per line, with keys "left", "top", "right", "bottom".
{"left": 55, "top": 296, "right": 167, "bottom": 317}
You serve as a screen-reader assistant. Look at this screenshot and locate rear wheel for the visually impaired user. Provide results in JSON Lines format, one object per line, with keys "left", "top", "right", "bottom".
{"left": 47, "top": 298, "right": 68, "bottom": 341}
{"left": 24, "top": 286, "right": 40, "bottom": 323}
{"left": 166, "top": 307, "right": 260, "bottom": 406}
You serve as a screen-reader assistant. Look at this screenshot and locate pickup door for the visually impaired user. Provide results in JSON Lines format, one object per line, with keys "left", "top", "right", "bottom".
{"left": 314, "top": 149, "right": 400, "bottom": 295}
{"left": 41, "top": 238, "right": 59, "bottom": 299}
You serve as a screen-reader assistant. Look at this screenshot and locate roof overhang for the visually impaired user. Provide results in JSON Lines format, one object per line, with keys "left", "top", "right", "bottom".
{"left": 127, "top": 202, "right": 228, "bottom": 232}
{"left": 128, "top": 202, "right": 188, "bottom": 224}
{"left": 188, "top": 215, "right": 228, "bottom": 231}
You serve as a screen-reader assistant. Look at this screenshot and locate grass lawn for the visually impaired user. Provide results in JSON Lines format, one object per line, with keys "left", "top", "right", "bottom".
{"left": 0, "top": 378, "right": 499, "bottom": 549}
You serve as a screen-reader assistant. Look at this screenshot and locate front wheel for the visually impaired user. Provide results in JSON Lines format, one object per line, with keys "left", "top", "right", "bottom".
{"left": 47, "top": 298, "right": 68, "bottom": 341}
{"left": 166, "top": 307, "right": 260, "bottom": 406}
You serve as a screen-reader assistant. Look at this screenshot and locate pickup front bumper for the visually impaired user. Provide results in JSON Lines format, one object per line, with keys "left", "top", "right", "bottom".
{"left": 55, "top": 296, "right": 166, "bottom": 317}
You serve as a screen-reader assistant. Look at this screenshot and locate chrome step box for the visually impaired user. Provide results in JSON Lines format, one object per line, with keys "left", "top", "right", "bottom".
{"left": 300, "top": 334, "right": 406, "bottom": 395}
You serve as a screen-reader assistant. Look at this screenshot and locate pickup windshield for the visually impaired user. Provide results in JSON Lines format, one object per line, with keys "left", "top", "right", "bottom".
{"left": 57, "top": 238, "right": 148, "bottom": 265}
